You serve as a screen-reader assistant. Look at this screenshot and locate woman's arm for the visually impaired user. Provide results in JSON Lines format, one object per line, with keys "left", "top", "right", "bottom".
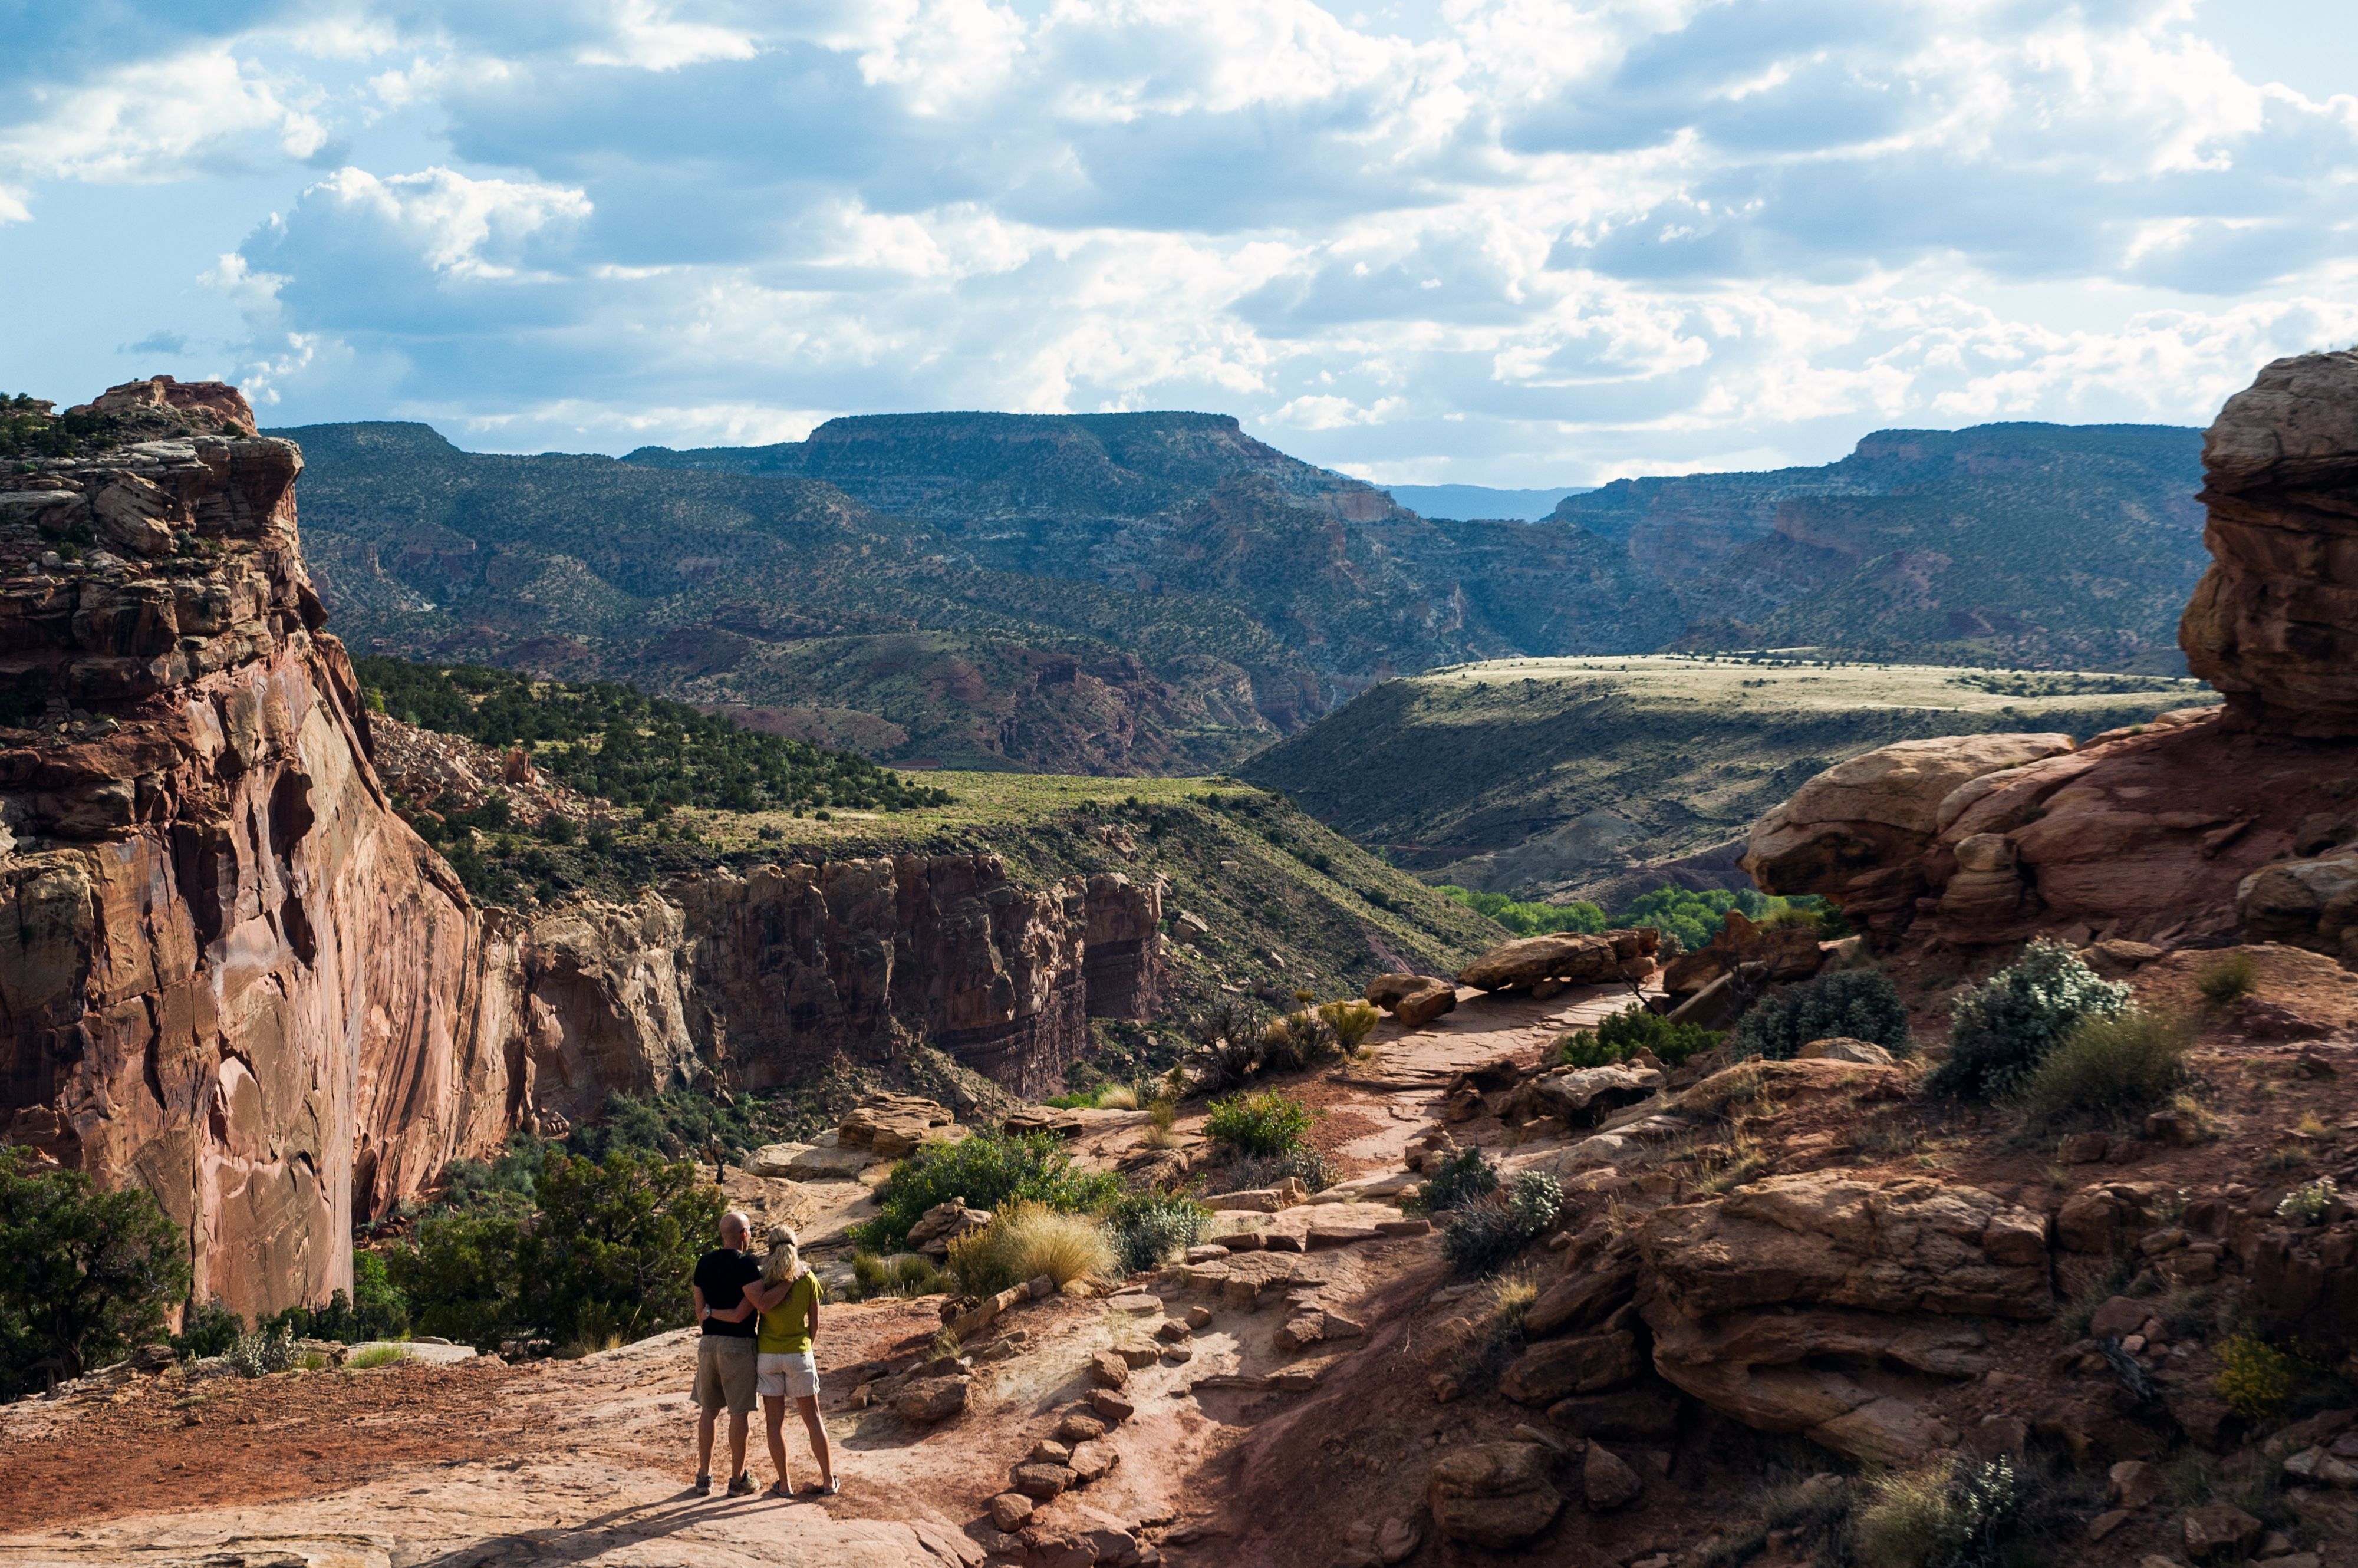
{"left": 805, "top": 1290, "right": 821, "bottom": 1344}
{"left": 740, "top": 1277, "right": 789, "bottom": 1313}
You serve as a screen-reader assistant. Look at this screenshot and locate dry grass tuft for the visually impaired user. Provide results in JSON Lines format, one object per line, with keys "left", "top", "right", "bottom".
{"left": 947, "top": 1200, "right": 1116, "bottom": 1296}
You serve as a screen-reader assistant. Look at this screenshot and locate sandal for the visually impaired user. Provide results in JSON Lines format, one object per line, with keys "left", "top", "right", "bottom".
{"left": 766, "top": 1480, "right": 795, "bottom": 1499}
{"left": 808, "top": 1478, "right": 840, "bottom": 1497}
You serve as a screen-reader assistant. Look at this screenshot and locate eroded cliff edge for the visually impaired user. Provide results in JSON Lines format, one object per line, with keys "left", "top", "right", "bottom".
{"left": 0, "top": 379, "right": 1159, "bottom": 1315}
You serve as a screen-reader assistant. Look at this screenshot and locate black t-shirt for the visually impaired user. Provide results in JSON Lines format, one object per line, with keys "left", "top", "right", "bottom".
{"left": 693, "top": 1248, "right": 762, "bottom": 1338}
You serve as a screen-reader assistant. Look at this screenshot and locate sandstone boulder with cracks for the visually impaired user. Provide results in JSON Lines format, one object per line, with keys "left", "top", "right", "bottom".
{"left": 1636, "top": 1171, "right": 2049, "bottom": 1461}
{"left": 1458, "top": 928, "right": 1657, "bottom": 992}
{"left": 1425, "top": 1442, "right": 1564, "bottom": 1549}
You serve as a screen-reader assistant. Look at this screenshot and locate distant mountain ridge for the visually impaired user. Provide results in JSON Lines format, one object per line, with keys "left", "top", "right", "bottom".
{"left": 1554, "top": 421, "right": 2206, "bottom": 671}
{"left": 275, "top": 411, "right": 2207, "bottom": 777}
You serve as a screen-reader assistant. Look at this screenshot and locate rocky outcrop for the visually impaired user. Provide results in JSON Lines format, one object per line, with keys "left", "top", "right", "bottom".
{"left": 2181, "top": 351, "right": 2358, "bottom": 737}
{"left": 0, "top": 383, "right": 1165, "bottom": 1315}
{"left": 1746, "top": 355, "right": 2358, "bottom": 959}
{"left": 1638, "top": 1171, "right": 2050, "bottom": 1462}
{"left": 1457, "top": 927, "right": 1657, "bottom": 993}
{"left": 0, "top": 391, "right": 498, "bottom": 1317}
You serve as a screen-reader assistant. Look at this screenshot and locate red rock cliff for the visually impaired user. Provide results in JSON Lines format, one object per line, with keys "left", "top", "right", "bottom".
{"left": 0, "top": 382, "right": 1161, "bottom": 1315}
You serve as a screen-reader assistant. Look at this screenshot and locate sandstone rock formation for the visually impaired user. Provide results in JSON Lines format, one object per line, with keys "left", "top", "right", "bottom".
{"left": 1457, "top": 928, "right": 1657, "bottom": 993}
{"left": 2181, "top": 350, "right": 2358, "bottom": 737}
{"left": 0, "top": 383, "right": 1166, "bottom": 1315}
{"left": 1746, "top": 353, "right": 2358, "bottom": 959}
{"left": 1638, "top": 1171, "right": 2050, "bottom": 1461}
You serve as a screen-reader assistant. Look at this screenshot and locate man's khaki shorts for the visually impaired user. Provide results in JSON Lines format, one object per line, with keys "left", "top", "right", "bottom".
{"left": 694, "top": 1335, "right": 757, "bottom": 1415}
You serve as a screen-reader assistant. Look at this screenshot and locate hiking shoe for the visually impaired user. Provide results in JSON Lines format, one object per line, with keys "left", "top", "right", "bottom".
{"left": 727, "top": 1473, "right": 757, "bottom": 1497}
{"left": 691, "top": 1474, "right": 712, "bottom": 1496}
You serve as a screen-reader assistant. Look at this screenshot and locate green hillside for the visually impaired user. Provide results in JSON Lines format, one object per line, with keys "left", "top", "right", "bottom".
{"left": 1240, "top": 653, "right": 2217, "bottom": 902}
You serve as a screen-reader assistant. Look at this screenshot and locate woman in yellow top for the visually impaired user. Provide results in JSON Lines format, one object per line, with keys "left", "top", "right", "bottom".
{"left": 738, "top": 1226, "right": 837, "bottom": 1499}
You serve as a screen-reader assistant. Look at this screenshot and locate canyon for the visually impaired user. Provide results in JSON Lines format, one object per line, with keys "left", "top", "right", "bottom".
{"left": 0, "top": 380, "right": 1161, "bottom": 1315}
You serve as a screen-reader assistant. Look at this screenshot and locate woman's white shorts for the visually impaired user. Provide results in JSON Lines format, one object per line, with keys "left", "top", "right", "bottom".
{"left": 756, "top": 1350, "right": 820, "bottom": 1399}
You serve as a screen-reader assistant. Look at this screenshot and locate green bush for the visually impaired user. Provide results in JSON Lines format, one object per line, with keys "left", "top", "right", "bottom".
{"left": 1733, "top": 969, "right": 1911, "bottom": 1061}
{"left": 849, "top": 1251, "right": 949, "bottom": 1300}
{"left": 1108, "top": 1191, "right": 1214, "bottom": 1274}
{"left": 1557, "top": 1005, "right": 1721, "bottom": 1069}
{"left": 1204, "top": 1091, "right": 1319, "bottom": 1157}
{"left": 0, "top": 1145, "right": 189, "bottom": 1398}
{"left": 1418, "top": 1148, "right": 1500, "bottom": 1213}
{"left": 1855, "top": 1457, "right": 2021, "bottom": 1568}
{"left": 172, "top": 1298, "right": 245, "bottom": 1359}
{"left": 1442, "top": 1171, "right": 1563, "bottom": 1276}
{"left": 386, "top": 1145, "right": 720, "bottom": 1351}
{"left": 1931, "top": 939, "right": 2129, "bottom": 1101}
{"left": 2023, "top": 1008, "right": 2194, "bottom": 1126}
{"left": 855, "top": 1131, "right": 1121, "bottom": 1253}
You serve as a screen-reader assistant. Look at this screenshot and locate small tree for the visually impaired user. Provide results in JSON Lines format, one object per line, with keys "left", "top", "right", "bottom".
{"left": 1932, "top": 940, "right": 2128, "bottom": 1101}
{"left": 1734, "top": 970, "right": 1911, "bottom": 1062}
{"left": 519, "top": 1148, "right": 723, "bottom": 1348}
{"left": 0, "top": 1147, "right": 190, "bottom": 1397}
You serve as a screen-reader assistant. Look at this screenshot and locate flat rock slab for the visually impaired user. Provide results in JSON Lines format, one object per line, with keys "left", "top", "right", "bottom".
{"left": 1106, "top": 1294, "right": 1163, "bottom": 1315}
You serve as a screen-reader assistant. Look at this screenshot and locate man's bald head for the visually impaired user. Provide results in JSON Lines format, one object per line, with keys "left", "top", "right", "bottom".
{"left": 720, "top": 1210, "right": 750, "bottom": 1248}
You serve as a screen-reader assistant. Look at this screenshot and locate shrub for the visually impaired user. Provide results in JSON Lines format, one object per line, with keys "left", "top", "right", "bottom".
{"left": 1142, "top": 1096, "right": 1180, "bottom": 1151}
{"left": 2214, "top": 1332, "right": 2297, "bottom": 1419}
{"left": 2023, "top": 1008, "right": 2195, "bottom": 1126}
{"left": 1108, "top": 1191, "right": 1213, "bottom": 1274}
{"left": 0, "top": 1145, "right": 190, "bottom": 1398}
{"left": 1190, "top": 1000, "right": 1264, "bottom": 1090}
{"left": 1216, "top": 1145, "right": 1338, "bottom": 1194}
{"left": 1204, "top": 1091, "right": 1318, "bottom": 1157}
{"left": 1932, "top": 940, "right": 2129, "bottom": 1101}
{"left": 1418, "top": 1148, "right": 1501, "bottom": 1214}
{"left": 2275, "top": 1177, "right": 2338, "bottom": 1224}
{"left": 1733, "top": 969, "right": 1911, "bottom": 1062}
{"left": 228, "top": 1325, "right": 298, "bottom": 1378}
{"left": 1318, "top": 1000, "right": 1381, "bottom": 1052}
{"left": 2196, "top": 950, "right": 2258, "bottom": 1005}
{"left": 1098, "top": 1084, "right": 1140, "bottom": 1111}
{"left": 850, "top": 1250, "right": 949, "bottom": 1300}
{"left": 173, "top": 1297, "right": 245, "bottom": 1360}
{"left": 1853, "top": 1457, "right": 2020, "bottom": 1568}
{"left": 386, "top": 1145, "right": 719, "bottom": 1351}
{"left": 1442, "top": 1171, "right": 1562, "bottom": 1276}
{"left": 856, "top": 1131, "right": 1121, "bottom": 1253}
{"left": 1558, "top": 1005, "right": 1721, "bottom": 1069}
{"left": 947, "top": 1202, "right": 1115, "bottom": 1296}
{"left": 1260, "top": 1008, "right": 1337, "bottom": 1073}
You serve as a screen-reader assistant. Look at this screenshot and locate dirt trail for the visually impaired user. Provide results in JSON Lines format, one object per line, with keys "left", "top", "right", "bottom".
{"left": 0, "top": 985, "right": 1611, "bottom": 1568}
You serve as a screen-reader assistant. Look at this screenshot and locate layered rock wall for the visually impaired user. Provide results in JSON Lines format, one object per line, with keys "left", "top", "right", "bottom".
{"left": 0, "top": 382, "right": 1161, "bottom": 1314}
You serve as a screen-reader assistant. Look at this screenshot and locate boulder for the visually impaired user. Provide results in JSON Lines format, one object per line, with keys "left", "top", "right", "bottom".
{"left": 1010, "top": 1462, "right": 1076, "bottom": 1501}
{"left": 893, "top": 1374, "right": 970, "bottom": 1424}
{"left": 1640, "top": 1171, "right": 2052, "bottom": 1319}
{"left": 2240, "top": 851, "right": 2358, "bottom": 961}
{"left": 1501, "top": 1331, "right": 1642, "bottom": 1405}
{"left": 1582, "top": 1442, "right": 1642, "bottom": 1511}
{"left": 2181, "top": 1504, "right": 2262, "bottom": 1559}
{"left": 989, "top": 1493, "right": 1035, "bottom": 1531}
{"left": 1743, "top": 733, "right": 2079, "bottom": 898}
{"left": 1547, "top": 1386, "right": 1683, "bottom": 1441}
{"left": 2109, "top": 1460, "right": 2166, "bottom": 1509}
{"left": 905, "top": 1198, "right": 993, "bottom": 1259}
{"left": 1394, "top": 982, "right": 1459, "bottom": 1029}
{"left": 1458, "top": 928, "right": 1658, "bottom": 992}
{"left": 839, "top": 1093, "right": 959, "bottom": 1158}
{"left": 2182, "top": 350, "right": 2358, "bottom": 736}
{"left": 1089, "top": 1351, "right": 1131, "bottom": 1390}
{"left": 1524, "top": 1063, "right": 1664, "bottom": 1127}
{"left": 1523, "top": 1258, "right": 1639, "bottom": 1340}
{"left": 1425, "top": 1442, "right": 1565, "bottom": 1550}
{"left": 1797, "top": 1037, "right": 1896, "bottom": 1066}
{"left": 1661, "top": 909, "right": 1827, "bottom": 997}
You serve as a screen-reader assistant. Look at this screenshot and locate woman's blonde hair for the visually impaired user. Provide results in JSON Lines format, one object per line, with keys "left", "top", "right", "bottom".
{"left": 760, "top": 1224, "right": 805, "bottom": 1284}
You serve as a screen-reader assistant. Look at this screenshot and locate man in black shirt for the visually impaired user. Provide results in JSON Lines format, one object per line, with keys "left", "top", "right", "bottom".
{"left": 689, "top": 1210, "right": 761, "bottom": 1495}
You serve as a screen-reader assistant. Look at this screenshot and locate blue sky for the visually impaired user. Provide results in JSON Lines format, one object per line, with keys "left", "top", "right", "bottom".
{"left": 1, "top": 1, "right": 2353, "bottom": 486}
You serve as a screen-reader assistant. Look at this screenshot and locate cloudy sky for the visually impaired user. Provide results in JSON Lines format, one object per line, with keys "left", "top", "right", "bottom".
{"left": 2, "top": 1, "right": 2354, "bottom": 485}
